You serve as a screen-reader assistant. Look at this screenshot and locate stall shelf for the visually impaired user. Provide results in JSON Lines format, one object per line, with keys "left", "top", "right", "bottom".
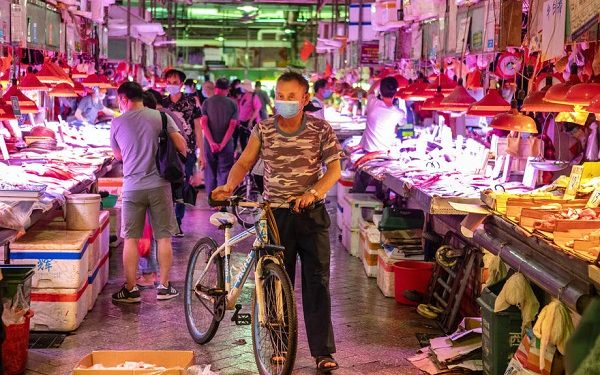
{"left": 0, "top": 157, "right": 117, "bottom": 260}
{"left": 473, "top": 214, "right": 597, "bottom": 314}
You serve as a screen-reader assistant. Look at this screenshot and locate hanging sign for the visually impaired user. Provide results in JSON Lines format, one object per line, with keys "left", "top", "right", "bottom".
{"left": 10, "top": 97, "right": 21, "bottom": 117}
{"left": 456, "top": 16, "right": 471, "bottom": 53}
{"left": 360, "top": 42, "right": 379, "bottom": 65}
{"left": 569, "top": 0, "right": 600, "bottom": 40}
{"left": 541, "top": 0, "right": 566, "bottom": 61}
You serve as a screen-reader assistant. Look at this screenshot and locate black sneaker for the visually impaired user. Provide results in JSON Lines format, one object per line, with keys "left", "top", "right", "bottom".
{"left": 112, "top": 285, "right": 141, "bottom": 303}
{"left": 157, "top": 283, "right": 179, "bottom": 300}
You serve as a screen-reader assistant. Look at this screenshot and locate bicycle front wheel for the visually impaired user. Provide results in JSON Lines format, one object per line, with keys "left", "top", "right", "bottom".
{"left": 252, "top": 262, "right": 298, "bottom": 375}
{"left": 184, "top": 237, "right": 224, "bottom": 344}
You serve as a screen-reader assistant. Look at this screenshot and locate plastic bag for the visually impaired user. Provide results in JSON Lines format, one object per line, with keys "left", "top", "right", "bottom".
{"left": 187, "top": 365, "right": 219, "bottom": 375}
{"left": 0, "top": 201, "right": 35, "bottom": 234}
{"left": 2, "top": 284, "right": 30, "bottom": 325}
{"left": 495, "top": 273, "right": 540, "bottom": 331}
{"left": 137, "top": 215, "right": 153, "bottom": 257}
{"left": 533, "top": 299, "right": 574, "bottom": 370}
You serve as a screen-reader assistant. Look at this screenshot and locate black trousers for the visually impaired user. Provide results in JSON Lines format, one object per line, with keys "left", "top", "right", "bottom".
{"left": 273, "top": 205, "right": 336, "bottom": 357}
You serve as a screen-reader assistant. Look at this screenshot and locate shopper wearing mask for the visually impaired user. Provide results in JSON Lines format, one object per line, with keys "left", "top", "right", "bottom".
{"left": 161, "top": 69, "right": 203, "bottom": 237}
{"left": 201, "top": 81, "right": 215, "bottom": 103}
{"left": 212, "top": 71, "right": 342, "bottom": 372}
{"left": 70, "top": 88, "right": 115, "bottom": 125}
{"left": 183, "top": 78, "right": 202, "bottom": 108}
{"left": 254, "top": 81, "right": 273, "bottom": 120}
{"left": 198, "top": 77, "right": 238, "bottom": 197}
{"left": 310, "top": 79, "right": 332, "bottom": 120}
{"left": 110, "top": 82, "right": 187, "bottom": 303}
{"left": 235, "top": 80, "right": 262, "bottom": 153}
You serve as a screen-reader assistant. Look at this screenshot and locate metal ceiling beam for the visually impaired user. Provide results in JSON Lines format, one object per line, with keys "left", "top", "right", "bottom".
{"left": 176, "top": 39, "right": 291, "bottom": 48}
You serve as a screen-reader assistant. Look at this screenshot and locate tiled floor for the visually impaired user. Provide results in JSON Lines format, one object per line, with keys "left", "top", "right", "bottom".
{"left": 25, "top": 195, "right": 438, "bottom": 374}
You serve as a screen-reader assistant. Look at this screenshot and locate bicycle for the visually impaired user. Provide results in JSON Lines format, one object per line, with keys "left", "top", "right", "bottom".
{"left": 184, "top": 195, "right": 298, "bottom": 375}
{"left": 232, "top": 172, "right": 263, "bottom": 228}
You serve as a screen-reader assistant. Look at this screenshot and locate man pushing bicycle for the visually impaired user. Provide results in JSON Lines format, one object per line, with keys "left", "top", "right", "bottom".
{"left": 212, "top": 71, "right": 342, "bottom": 372}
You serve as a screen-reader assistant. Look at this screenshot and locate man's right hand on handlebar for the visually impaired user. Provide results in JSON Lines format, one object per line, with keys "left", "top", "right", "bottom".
{"left": 211, "top": 184, "right": 235, "bottom": 201}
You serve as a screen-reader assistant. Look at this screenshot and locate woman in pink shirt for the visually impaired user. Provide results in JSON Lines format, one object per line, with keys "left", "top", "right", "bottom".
{"left": 235, "top": 79, "right": 262, "bottom": 152}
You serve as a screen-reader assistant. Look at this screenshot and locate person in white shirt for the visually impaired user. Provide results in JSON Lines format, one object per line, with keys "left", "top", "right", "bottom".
{"left": 309, "top": 79, "right": 332, "bottom": 120}
{"left": 359, "top": 76, "right": 405, "bottom": 153}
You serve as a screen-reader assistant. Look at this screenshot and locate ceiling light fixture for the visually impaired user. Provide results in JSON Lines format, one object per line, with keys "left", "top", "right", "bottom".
{"left": 237, "top": 5, "right": 258, "bottom": 13}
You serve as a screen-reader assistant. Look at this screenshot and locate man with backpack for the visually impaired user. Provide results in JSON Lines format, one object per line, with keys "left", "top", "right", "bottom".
{"left": 110, "top": 82, "right": 187, "bottom": 303}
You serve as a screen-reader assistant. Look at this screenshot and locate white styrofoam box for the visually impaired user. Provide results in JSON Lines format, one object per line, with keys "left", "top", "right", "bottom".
{"left": 11, "top": 230, "right": 90, "bottom": 289}
{"left": 99, "top": 211, "right": 110, "bottom": 258}
{"left": 88, "top": 211, "right": 110, "bottom": 272}
{"left": 30, "top": 281, "right": 91, "bottom": 331}
{"left": 336, "top": 201, "right": 344, "bottom": 230}
{"left": 349, "top": 24, "right": 378, "bottom": 42}
{"left": 88, "top": 251, "right": 110, "bottom": 311}
{"left": 342, "top": 224, "right": 360, "bottom": 257}
{"left": 337, "top": 171, "right": 354, "bottom": 205}
{"left": 377, "top": 249, "right": 396, "bottom": 298}
{"left": 343, "top": 193, "right": 383, "bottom": 230}
{"left": 349, "top": 3, "right": 372, "bottom": 23}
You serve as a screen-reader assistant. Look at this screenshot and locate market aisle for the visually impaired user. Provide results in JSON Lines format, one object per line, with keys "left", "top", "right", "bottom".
{"left": 25, "top": 194, "right": 437, "bottom": 375}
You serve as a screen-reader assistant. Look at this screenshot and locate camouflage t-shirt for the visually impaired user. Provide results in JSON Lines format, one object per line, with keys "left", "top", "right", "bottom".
{"left": 251, "top": 114, "right": 342, "bottom": 202}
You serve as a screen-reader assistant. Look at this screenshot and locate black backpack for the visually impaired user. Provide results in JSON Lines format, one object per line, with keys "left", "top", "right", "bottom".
{"left": 156, "top": 111, "right": 185, "bottom": 183}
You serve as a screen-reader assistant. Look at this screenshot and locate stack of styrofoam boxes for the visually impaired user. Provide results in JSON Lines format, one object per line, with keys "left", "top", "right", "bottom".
{"left": 336, "top": 171, "right": 354, "bottom": 230}
{"left": 88, "top": 211, "right": 111, "bottom": 310}
{"left": 98, "top": 178, "right": 123, "bottom": 247}
{"left": 341, "top": 193, "right": 383, "bottom": 257}
{"left": 359, "top": 220, "right": 382, "bottom": 278}
{"left": 11, "top": 230, "right": 92, "bottom": 331}
{"left": 377, "top": 249, "right": 397, "bottom": 298}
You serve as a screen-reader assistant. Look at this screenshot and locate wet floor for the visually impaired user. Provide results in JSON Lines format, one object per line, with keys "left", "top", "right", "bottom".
{"left": 25, "top": 194, "right": 438, "bottom": 374}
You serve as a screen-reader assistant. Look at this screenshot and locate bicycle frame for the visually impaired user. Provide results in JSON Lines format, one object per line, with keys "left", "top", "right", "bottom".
{"left": 197, "top": 207, "right": 284, "bottom": 315}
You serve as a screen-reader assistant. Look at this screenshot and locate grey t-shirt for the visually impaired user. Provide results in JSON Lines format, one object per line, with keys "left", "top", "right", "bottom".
{"left": 110, "top": 107, "right": 179, "bottom": 192}
{"left": 77, "top": 95, "right": 104, "bottom": 123}
{"left": 201, "top": 95, "right": 238, "bottom": 143}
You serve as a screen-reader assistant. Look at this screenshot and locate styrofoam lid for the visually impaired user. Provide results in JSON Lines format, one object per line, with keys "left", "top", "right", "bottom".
{"left": 66, "top": 194, "right": 101, "bottom": 202}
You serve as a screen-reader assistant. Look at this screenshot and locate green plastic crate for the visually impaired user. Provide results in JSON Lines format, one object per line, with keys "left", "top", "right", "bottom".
{"left": 477, "top": 279, "right": 523, "bottom": 375}
{"left": 0, "top": 265, "right": 34, "bottom": 304}
{"left": 378, "top": 207, "right": 424, "bottom": 231}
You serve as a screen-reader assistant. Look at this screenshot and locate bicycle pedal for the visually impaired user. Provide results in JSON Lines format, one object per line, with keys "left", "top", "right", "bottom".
{"left": 205, "top": 288, "right": 227, "bottom": 296}
{"left": 234, "top": 313, "right": 251, "bottom": 325}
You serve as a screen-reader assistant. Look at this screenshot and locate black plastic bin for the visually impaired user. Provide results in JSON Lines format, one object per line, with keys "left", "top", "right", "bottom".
{"left": 477, "top": 279, "right": 523, "bottom": 375}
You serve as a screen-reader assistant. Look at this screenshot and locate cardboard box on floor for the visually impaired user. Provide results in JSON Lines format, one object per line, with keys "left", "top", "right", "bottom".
{"left": 74, "top": 350, "right": 194, "bottom": 374}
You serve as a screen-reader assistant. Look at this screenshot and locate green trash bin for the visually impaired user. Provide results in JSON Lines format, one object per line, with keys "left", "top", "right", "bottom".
{"left": 477, "top": 279, "right": 523, "bottom": 375}
{"left": 0, "top": 265, "right": 35, "bottom": 305}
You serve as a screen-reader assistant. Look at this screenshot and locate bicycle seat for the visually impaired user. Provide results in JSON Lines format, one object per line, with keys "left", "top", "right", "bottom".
{"left": 209, "top": 212, "right": 238, "bottom": 228}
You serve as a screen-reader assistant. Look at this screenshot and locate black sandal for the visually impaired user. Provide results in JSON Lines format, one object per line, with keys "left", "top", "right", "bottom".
{"left": 316, "top": 355, "right": 339, "bottom": 372}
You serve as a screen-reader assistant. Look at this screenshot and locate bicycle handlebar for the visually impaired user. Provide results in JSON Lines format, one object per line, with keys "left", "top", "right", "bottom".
{"left": 209, "top": 193, "right": 321, "bottom": 211}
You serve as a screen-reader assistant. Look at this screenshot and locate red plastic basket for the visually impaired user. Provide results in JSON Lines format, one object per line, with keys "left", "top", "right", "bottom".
{"left": 2, "top": 310, "right": 33, "bottom": 375}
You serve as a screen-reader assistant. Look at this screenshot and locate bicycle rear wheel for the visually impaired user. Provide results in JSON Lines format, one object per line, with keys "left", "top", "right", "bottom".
{"left": 184, "top": 237, "right": 224, "bottom": 344}
{"left": 252, "top": 261, "right": 298, "bottom": 375}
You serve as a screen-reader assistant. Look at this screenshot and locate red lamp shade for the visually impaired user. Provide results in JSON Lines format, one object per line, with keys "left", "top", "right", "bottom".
{"left": 392, "top": 74, "right": 409, "bottom": 89}
{"left": 49, "top": 83, "right": 79, "bottom": 97}
{"left": 544, "top": 65, "right": 581, "bottom": 104}
{"left": 36, "top": 63, "right": 65, "bottom": 85}
{"left": 586, "top": 94, "right": 600, "bottom": 113}
{"left": 19, "top": 73, "right": 49, "bottom": 91}
{"left": 82, "top": 73, "right": 113, "bottom": 89}
{"left": 425, "top": 73, "right": 456, "bottom": 93}
{"left": 440, "top": 85, "right": 475, "bottom": 112}
{"left": 467, "top": 89, "right": 511, "bottom": 116}
{"left": 407, "top": 82, "right": 435, "bottom": 101}
{"left": 398, "top": 81, "right": 428, "bottom": 100}
{"left": 71, "top": 66, "right": 89, "bottom": 79}
{"left": 522, "top": 90, "right": 574, "bottom": 112}
{"left": 0, "top": 102, "right": 16, "bottom": 120}
{"left": 421, "top": 91, "right": 446, "bottom": 111}
{"left": 2, "top": 85, "right": 38, "bottom": 113}
{"left": 490, "top": 108, "right": 538, "bottom": 133}
{"left": 72, "top": 81, "right": 88, "bottom": 95}
{"left": 564, "top": 83, "right": 600, "bottom": 107}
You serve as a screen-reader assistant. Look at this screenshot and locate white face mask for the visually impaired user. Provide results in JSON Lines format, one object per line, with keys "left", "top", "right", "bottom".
{"left": 184, "top": 87, "right": 194, "bottom": 94}
{"left": 166, "top": 85, "right": 181, "bottom": 95}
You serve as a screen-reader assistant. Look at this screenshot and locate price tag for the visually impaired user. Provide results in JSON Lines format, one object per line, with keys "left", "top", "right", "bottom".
{"left": 522, "top": 157, "right": 539, "bottom": 189}
{"left": 416, "top": 135, "right": 427, "bottom": 155}
{"left": 564, "top": 165, "right": 584, "bottom": 200}
{"left": 587, "top": 185, "right": 600, "bottom": 208}
{"left": 0, "top": 135, "right": 8, "bottom": 160}
{"left": 10, "top": 96, "right": 21, "bottom": 117}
